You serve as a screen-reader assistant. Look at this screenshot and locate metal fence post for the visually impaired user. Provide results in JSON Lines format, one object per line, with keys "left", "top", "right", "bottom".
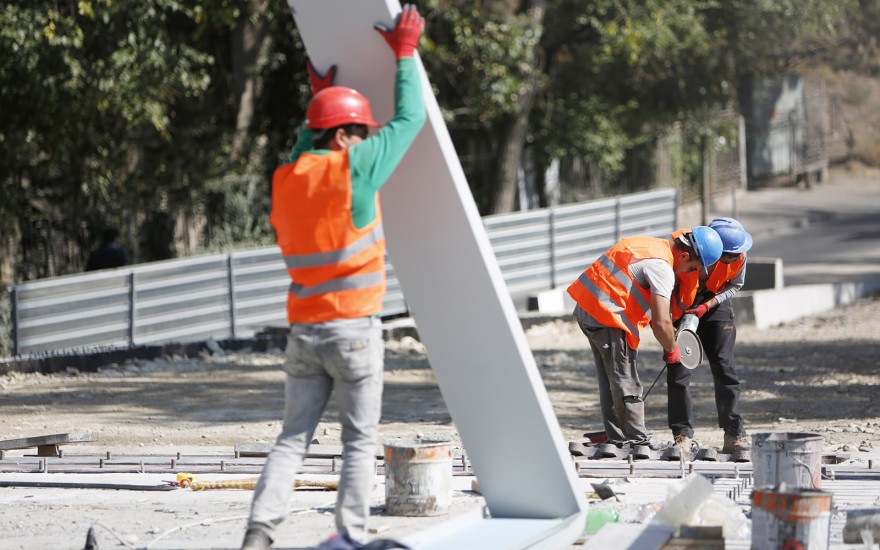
{"left": 614, "top": 199, "right": 622, "bottom": 242}
{"left": 9, "top": 286, "right": 19, "bottom": 356}
{"left": 128, "top": 272, "right": 136, "bottom": 347}
{"left": 548, "top": 208, "right": 557, "bottom": 289}
{"left": 227, "top": 254, "right": 237, "bottom": 339}
{"left": 736, "top": 115, "right": 747, "bottom": 217}
{"left": 674, "top": 188, "right": 681, "bottom": 230}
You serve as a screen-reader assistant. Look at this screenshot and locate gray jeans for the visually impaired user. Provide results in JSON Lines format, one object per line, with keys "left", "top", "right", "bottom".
{"left": 248, "top": 316, "right": 383, "bottom": 542}
{"left": 577, "top": 319, "right": 649, "bottom": 445}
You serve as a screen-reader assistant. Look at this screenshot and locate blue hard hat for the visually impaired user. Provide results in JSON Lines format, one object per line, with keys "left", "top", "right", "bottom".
{"left": 709, "top": 217, "right": 753, "bottom": 254}
{"left": 688, "top": 226, "right": 723, "bottom": 270}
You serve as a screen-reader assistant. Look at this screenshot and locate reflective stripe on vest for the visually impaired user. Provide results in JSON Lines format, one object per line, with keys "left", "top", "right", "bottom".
{"left": 283, "top": 224, "right": 384, "bottom": 270}
{"left": 271, "top": 150, "right": 386, "bottom": 323}
{"left": 289, "top": 270, "right": 384, "bottom": 299}
{"left": 567, "top": 236, "right": 673, "bottom": 349}
{"left": 576, "top": 270, "right": 641, "bottom": 338}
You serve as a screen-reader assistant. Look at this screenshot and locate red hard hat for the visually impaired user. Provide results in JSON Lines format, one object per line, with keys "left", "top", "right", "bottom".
{"left": 305, "top": 86, "right": 379, "bottom": 129}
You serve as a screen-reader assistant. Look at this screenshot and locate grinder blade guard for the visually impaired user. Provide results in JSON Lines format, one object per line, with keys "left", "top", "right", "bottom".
{"left": 676, "top": 313, "right": 704, "bottom": 369}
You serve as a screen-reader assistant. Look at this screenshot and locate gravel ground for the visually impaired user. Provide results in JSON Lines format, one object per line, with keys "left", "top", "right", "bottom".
{"left": 0, "top": 294, "right": 879, "bottom": 549}
{"left": 1, "top": 294, "right": 878, "bottom": 455}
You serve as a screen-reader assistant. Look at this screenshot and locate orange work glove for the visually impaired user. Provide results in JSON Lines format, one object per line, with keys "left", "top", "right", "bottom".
{"left": 374, "top": 4, "right": 425, "bottom": 60}
{"left": 664, "top": 345, "right": 682, "bottom": 364}
{"left": 306, "top": 59, "right": 336, "bottom": 95}
{"left": 685, "top": 303, "right": 710, "bottom": 319}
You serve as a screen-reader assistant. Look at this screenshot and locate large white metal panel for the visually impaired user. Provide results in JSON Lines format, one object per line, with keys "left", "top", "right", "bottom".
{"left": 288, "top": 0, "right": 586, "bottom": 537}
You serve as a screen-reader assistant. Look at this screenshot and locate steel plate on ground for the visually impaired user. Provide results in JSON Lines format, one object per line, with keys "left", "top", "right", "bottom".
{"left": 676, "top": 329, "right": 703, "bottom": 369}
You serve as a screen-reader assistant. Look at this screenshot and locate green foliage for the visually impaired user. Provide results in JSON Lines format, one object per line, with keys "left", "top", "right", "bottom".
{"left": 421, "top": 0, "right": 544, "bottom": 124}
{"left": 202, "top": 174, "right": 274, "bottom": 251}
{"left": 1, "top": 1, "right": 212, "bottom": 272}
{"left": 0, "top": 0, "right": 865, "bottom": 281}
{"left": 424, "top": 0, "right": 856, "bottom": 199}
{"left": 0, "top": 0, "right": 304, "bottom": 279}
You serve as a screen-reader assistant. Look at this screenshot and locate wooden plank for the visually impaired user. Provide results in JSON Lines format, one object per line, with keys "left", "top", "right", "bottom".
{"left": 288, "top": 0, "right": 586, "bottom": 530}
{"left": 0, "top": 433, "right": 96, "bottom": 451}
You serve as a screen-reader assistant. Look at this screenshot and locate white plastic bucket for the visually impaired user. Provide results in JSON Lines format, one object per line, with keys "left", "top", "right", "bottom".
{"left": 752, "top": 432, "right": 823, "bottom": 490}
{"left": 383, "top": 439, "right": 453, "bottom": 516}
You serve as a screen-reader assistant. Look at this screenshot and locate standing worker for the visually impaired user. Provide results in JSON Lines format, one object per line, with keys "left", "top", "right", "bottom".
{"left": 666, "top": 218, "right": 753, "bottom": 456}
{"left": 240, "top": 6, "right": 426, "bottom": 550}
{"left": 567, "top": 227, "right": 723, "bottom": 453}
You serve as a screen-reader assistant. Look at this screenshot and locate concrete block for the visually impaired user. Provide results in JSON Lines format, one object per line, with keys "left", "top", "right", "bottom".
{"left": 526, "top": 289, "right": 573, "bottom": 315}
{"left": 734, "top": 278, "right": 880, "bottom": 328}
{"left": 742, "top": 257, "right": 784, "bottom": 291}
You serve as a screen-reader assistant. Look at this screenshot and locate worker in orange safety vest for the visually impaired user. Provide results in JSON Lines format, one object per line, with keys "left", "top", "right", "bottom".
{"left": 667, "top": 218, "right": 753, "bottom": 458}
{"left": 567, "top": 227, "right": 723, "bottom": 454}
{"left": 242, "top": 6, "right": 427, "bottom": 550}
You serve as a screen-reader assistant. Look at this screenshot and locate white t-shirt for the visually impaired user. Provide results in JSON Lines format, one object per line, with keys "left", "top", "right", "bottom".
{"left": 629, "top": 258, "right": 674, "bottom": 299}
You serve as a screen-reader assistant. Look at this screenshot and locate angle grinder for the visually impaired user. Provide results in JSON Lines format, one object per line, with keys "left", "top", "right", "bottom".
{"left": 642, "top": 313, "right": 705, "bottom": 400}
{"left": 675, "top": 313, "right": 704, "bottom": 370}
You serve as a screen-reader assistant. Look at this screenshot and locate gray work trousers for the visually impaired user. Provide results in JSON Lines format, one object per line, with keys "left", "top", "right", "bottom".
{"left": 577, "top": 319, "right": 650, "bottom": 445}
{"left": 247, "top": 316, "right": 383, "bottom": 542}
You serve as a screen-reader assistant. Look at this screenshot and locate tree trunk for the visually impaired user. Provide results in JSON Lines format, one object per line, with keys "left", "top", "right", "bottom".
{"left": 489, "top": 0, "right": 548, "bottom": 215}
{"left": 231, "top": 0, "right": 271, "bottom": 161}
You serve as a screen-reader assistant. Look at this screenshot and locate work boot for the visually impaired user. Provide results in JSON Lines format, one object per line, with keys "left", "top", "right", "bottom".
{"left": 241, "top": 528, "right": 272, "bottom": 550}
{"left": 672, "top": 434, "right": 694, "bottom": 453}
{"left": 722, "top": 434, "right": 751, "bottom": 454}
{"left": 664, "top": 434, "right": 694, "bottom": 461}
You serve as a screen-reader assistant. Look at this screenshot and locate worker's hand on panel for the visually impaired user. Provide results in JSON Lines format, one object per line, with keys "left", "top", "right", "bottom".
{"left": 374, "top": 4, "right": 425, "bottom": 60}
{"left": 306, "top": 59, "right": 337, "bottom": 94}
{"left": 685, "top": 303, "right": 710, "bottom": 319}
{"left": 663, "top": 345, "right": 682, "bottom": 364}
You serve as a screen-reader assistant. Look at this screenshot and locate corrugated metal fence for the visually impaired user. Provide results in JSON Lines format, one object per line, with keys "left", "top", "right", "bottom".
{"left": 8, "top": 188, "right": 678, "bottom": 355}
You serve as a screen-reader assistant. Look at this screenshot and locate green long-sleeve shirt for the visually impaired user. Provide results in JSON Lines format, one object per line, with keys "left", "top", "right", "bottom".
{"left": 289, "top": 57, "right": 426, "bottom": 229}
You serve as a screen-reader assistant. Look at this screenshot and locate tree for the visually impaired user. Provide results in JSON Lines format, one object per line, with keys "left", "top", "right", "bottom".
{"left": 0, "top": 1, "right": 212, "bottom": 278}
{"left": 422, "top": 0, "right": 856, "bottom": 214}
{"left": 0, "top": 0, "right": 308, "bottom": 281}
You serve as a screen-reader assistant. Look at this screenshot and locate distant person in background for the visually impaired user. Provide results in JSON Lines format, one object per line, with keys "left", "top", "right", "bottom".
{"left": 85, "top": 228, "right": 131, "bottom": 271}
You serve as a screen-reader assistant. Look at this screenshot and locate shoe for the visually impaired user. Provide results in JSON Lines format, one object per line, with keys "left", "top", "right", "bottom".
{"left": 241, "top": 528, "right": 272, "bottom": 550}
{"left": 722, "top": 434, "right": 751, "bottom": 454}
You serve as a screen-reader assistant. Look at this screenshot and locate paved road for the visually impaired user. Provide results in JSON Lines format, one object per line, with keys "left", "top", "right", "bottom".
{"left": 686, "top": 167, "right": 880, "bottom": 286}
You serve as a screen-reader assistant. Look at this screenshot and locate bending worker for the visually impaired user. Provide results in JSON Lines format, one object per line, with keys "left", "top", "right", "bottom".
{"left": 667, "top": 218, "right": 753, "bottom": 456}
{"left": 241, "top": 6, "right": 426, "bottom": 550}
{"left": 567, "top": 227, "right": 723, "bottom": 452}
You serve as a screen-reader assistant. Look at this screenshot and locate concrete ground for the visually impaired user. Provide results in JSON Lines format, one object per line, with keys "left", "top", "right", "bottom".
{"left": 2, "top": 447, "right": 879, "bottom": 549}
{"left": 2, "top": 166, "right": 879, "bottom": 550}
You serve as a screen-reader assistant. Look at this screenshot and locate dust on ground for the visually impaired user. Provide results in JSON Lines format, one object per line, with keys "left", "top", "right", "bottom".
{"left": 1, "top": 295, "right": 878, "bottom": 456}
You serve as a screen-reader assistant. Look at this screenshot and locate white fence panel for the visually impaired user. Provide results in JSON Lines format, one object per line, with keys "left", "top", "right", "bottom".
{"left": 9, "top": 188, "right": 678, "bottom": 354}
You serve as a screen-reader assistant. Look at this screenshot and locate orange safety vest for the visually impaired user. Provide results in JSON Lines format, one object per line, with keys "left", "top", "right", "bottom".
{"left": 670, "top": 226, "right": 745, "bottom": 320}
{"left": 270, "top": 151, "right": 386, "bottom": 324}
{"left": 567, "top": 236, "right": 674, "bottom": 349}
